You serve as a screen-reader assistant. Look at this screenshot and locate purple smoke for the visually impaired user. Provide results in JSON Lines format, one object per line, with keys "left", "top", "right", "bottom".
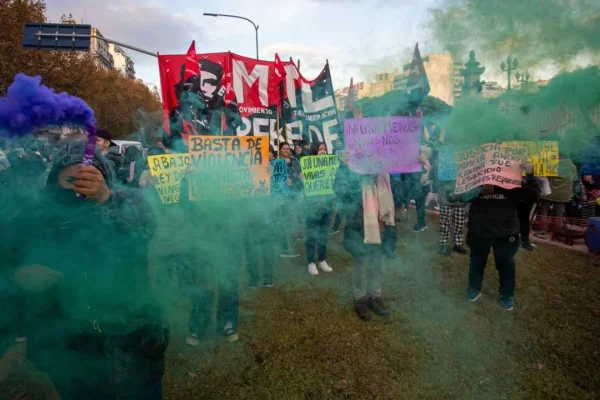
{"left": 0, "top": 73, "right": 96, "bottom": 137}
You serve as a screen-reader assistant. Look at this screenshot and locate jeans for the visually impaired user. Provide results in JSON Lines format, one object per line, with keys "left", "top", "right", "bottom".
{"left": 305, "top": 209, "right": 331, "bottom": 264}
{"left": 353, "top": 251, "right": 384, "bottom": 300}
{"left": 517, "top": 200, "right": 535, "bottom": 243}
{"left": 467, "top": 234, "right": 520, "bottom": 298}
{"left": 415, "top": 185, "right": 430, "bottom": 228}
{"left": 245, "top": 220, "right": 276, "bottom": 286}
{"left": 537, "top": 200, "right": 566, "bottom": 217}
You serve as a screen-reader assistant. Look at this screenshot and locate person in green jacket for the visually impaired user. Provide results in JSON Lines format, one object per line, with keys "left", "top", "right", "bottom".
{"left": 537, "top": 155, "right": 578, "bottom": 217}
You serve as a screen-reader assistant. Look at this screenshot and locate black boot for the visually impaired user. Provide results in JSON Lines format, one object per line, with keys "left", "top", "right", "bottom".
{"left": 453, "top": 245, "right": 467, "bottom": 255}
{"left": 367, "top": 296, "right": 390, "bottom": 318}
{"left": 354, "top": 297, "right": 371, "bottom": 321}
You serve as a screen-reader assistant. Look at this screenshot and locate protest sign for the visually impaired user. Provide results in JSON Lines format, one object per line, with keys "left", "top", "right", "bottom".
{"left": 455, "top": 143, "right": 523, "bottom": 194}
{"left": 147, "top": 153, "right": 190, "bottom": 204}
{"left": 188, "top": 135, "right": 270, "bottom": 201}
{"left": 344, "top": 117, "right": 421, "bottom": 175}
{"left": 300, "top": 155, "right": 340, "bottom": 196}
{"left": 437, "top": 145, "right": 459, "bottom": 181}
{"left": 502, "top": 141, "right": 559, "bottom": 176}
{"left": 270, "top": 158, "right": 289, "bottom": 196}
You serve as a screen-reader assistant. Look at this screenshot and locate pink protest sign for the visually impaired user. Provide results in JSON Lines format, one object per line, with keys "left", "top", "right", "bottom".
{"left": 455, "top": 143, "right": 524, "bottom": 194}
{"left": 344, "top": 117, "right": 422, "bottom": 175}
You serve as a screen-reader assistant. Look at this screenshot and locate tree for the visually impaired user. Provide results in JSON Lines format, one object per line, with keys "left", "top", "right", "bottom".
{"left": 0, "top": 0, "right": 162, "bottom": 138}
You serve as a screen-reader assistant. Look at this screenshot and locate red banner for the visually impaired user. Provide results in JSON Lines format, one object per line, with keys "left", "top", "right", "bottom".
{"left": 158, "top": 52, "right": 341, "bottom": 152}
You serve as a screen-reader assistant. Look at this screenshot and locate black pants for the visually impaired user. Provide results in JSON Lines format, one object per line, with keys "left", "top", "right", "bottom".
{"left": 467, "top": 234, "right": 520, "bottom": 298}
{"left": 517, "top": 200, "right": 535, "bottom": 243}
{"left": 415, "top": 185, "right": 430, "bottom": 228}
{"left": 305, "top": 209, "right": 331, "bottom": 264}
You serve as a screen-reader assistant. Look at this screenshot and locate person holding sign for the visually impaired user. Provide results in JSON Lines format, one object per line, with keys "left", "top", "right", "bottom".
{"left": 465, "top": 162, "right": 540, "bottom": 311}
{"left": 303, "top": 143, "right": 335, "bottom": 276}
{"left": 334, "top": 156, "right": 395, "bottom": 322}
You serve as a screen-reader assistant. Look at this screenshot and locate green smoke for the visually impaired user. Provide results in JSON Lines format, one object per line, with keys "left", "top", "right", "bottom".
{"left": 429, "top": 0, "right": 600, "bottom": 67}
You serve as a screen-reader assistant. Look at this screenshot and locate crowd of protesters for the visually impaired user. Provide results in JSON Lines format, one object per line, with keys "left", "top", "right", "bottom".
{"left": 0, "top": 126, "right": 596, "bottom": 400}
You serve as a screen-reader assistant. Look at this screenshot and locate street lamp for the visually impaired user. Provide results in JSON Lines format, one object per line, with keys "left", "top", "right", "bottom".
{"left": 203, "top": 13, "right": 259, "bottom": 59}
{"left": 500, "top": 55, "right": 518, "bottom": 91}
{"left": 515, "top": 70, "right": 531, "bottom": 91}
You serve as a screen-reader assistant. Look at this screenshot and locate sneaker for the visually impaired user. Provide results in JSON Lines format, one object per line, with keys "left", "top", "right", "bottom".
{"left": 367, "top": 297, "right": 390, "bottom": 318}
{"left": 413, "top": 225, "right": 427, "bottom": 233}
{"left": 453, "top": 245, "right": 468, "bottom": 255}
{"left": 354, "top": 297, "right": 371, "bottom": 322}
{"left": 308, "top": 263, "right": 319, "bottom": 276}
{"left": 318, "top": 261, "right": 333, "bottom": 272}
{"left": 439, "top": 245, "right": 450, "bottom": 256}
{"left": 264, "top": 282, "right": 274, "bottom": 288}
{"left": 329, "top": 230, "right": 340, "bottom": 236}
{"left": 186, "top": 334, "right": 200, "bottom": 347}
{"left": 223, "top": 322, "right": 239, "bottom": 342}
{"left": 280, "top": 249, "right": 300, "bottom": 258}
{"left": 521, "top": 242, "right": 536, "bottom": 251}
{"left": 500, "top": 296, "right": 514, "bottom": 311}
{"left": 468, "top": 289, "right": 481, "bottom": 303}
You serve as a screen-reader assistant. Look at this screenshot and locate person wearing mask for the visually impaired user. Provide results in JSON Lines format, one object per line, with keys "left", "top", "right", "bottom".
{"left": 279, "top": 142, "right": 303, "bottom": 258}
{"left": 437, "top": 180, "right": 468, "bottom": 256}
{"left": 466, "top": 163, "right": 540, "bottom": 311}
{"left": 305, "top": 142, "right": 335, "bottom": 276}
{"left": 0, "top": 142, "right": 168, "bottom": 400}
{"left": 537, "top": 154, "right": 578, "bottom": 218}
{"left": 334, "top": 158, "right": 395, "bottom": 321}
{"left": 413, "top": 145, "right": 433, "bottom": 232}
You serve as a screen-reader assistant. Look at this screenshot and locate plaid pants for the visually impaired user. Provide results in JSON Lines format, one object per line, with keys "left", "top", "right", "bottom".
{"left": 439, "top": 205, "right": 467, "bottom": 247}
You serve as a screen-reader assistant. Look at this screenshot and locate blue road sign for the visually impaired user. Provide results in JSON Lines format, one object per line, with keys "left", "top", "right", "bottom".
{"left": 22, "top": 23, "right": 92, "bottom": 51}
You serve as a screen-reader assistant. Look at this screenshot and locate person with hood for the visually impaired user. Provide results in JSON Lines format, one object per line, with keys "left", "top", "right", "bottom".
{"left": 334, "top": 157, "right": 396, "bottom": 321}
{"left": 0, "top": 142, "right": 168, "bottom": 400}
{"left": 466, "top": 162, "right": 540, "bottom": 311}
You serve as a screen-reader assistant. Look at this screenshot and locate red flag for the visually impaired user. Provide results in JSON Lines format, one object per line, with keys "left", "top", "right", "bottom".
{"left": 274, "top": 53, "right": 287, "bottom": 85}
{"left": 183, "top": 40, "right": 201, "bottom": 82}
{"left": 345, "top": 77, "right": 354, "bottom": 112}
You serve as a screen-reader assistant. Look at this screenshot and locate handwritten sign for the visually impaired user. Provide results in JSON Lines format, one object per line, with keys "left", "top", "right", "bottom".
{"left": 301, "top": 155, "right": 340, "bottom": 196}
{"left": 455, "top": 143, "right": 523, "bottom": 194}
{"left": 344, "top": 117, "right": 421, "bottom": 174}
{"left": 502, "top": 141, "right": 559, "bottom": 176}
{"left": 437, "top": 145, "right": 459, "bottom": 181}
{"left": 146, "top": 154, "right": 190, "bottom": 204}
{"left": 270, "top": 159, "right": 289, "bottom": 197}
{"left": 188, "top": 136, "right": 270, "bottom": 201}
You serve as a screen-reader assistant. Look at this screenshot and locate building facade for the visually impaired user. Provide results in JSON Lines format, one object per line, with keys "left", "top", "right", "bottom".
{"left": 90, "top": 28, "right": 114, "bottom": 70}
{"left": 108, "top": 43, "right": 136, "bottom": 79}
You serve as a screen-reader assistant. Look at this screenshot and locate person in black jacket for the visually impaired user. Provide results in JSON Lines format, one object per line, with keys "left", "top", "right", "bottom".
{"left": 466, "top": 163, "right": 540, "bottom": 311}
{"left": 0, "top": 142, "right": 168, "bottom": 400}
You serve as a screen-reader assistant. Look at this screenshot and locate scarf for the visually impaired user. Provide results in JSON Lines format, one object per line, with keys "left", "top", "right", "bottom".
{"left": 362, "top": 174, "right": 395, "bottom": 244}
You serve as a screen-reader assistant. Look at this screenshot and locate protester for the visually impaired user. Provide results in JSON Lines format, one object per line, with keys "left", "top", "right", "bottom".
{"left": 1, "top": 143, "right": 168, "bottom": 400}
{"left": 121, "top": 145, "right": 146, "bottom": 187}
{"left": 279, "top": 142, "right": 303, "bottom": 258}
{"left": 95, "top": 129, "right": 113, "bottom": 156}
{"left": 537, "top": 155, "right": 578, "bottom": 218}
{"left": 294, "top": 142, "right": 306, "bottom": 160}
{"left": 305, "top": 142, "right": 334, "bottom": 276}
{"left": 516, "top": 173, "right": 543, "bottom": 251}
{"left": 437, "top": 180, "right": 467, "bottom": 256}
{"left": 334, "top": 158, "right": 395, "bottom": 321}
{"left": 413, "top": 145, "right": 433, "bottom": 232}
{"left": 245, "top": 197, "right": 277, "bottom": 287}
{"left": 466, "top": 162, "right": 540, "bottom": 311}
{"left": 330, "top": 140, "right": 345, "bottom": 234}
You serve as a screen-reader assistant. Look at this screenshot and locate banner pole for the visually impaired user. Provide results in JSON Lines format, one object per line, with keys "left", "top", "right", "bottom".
{"left": 277, "top": 111, "right": 281, "bottom": 158}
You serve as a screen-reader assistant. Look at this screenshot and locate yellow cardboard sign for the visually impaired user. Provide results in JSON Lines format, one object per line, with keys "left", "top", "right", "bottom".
{"left": 188, "top": 136, "right": 270, "bottom": 201}
{"left": 146, "top": 154, "right": 190, "bottom": 204}
{"left": 300, "top": 155, "right": 340, "bottom": 196}
{"left": 501, "top": 141, "right": 559, "bottom": 176}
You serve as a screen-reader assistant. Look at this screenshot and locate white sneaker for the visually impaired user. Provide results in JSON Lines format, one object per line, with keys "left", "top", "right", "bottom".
{"left": 308, "top": 263, "right": 319, "bottom": 276}
{"left": 318, "top": 261, "right": 333, "bottom": 272}
{"left": 186, "top": 334, "right": 200, "bottom": 347}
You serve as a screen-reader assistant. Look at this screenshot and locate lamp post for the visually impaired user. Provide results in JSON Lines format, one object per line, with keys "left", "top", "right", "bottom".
{"left": 500, "top": 55, "right": 518, "bottom": 91}
{"left": 203, "top": 13, "right": 259, "bottom": 59}
{"left": 515, "top": 70, "right": 530, "bottom": 91}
